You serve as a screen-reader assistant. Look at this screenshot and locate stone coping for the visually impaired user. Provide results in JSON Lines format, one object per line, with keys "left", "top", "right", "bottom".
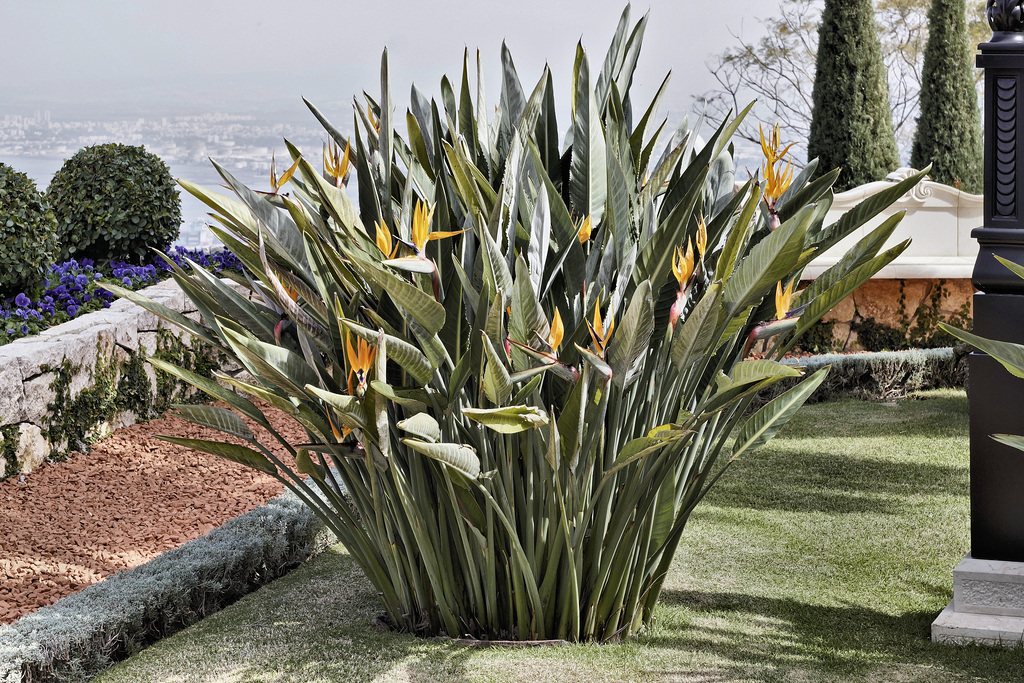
{"left": 802, "top": 256, "right": 976, "bottom": 281}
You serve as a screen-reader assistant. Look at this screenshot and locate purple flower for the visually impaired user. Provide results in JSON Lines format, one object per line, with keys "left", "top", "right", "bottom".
{"left": 5, "top": 329, "right": 12, "bottom": 336}
{"left": 14, "top": 293, "right": 30, "bottom": 307}
{"left": 122, "top": 276, "right": 133, "bottom": 286}
{"left": 66, "top": 304, "right": 79, "bottom": 317}
{"left": 20, "top": 325, "right": 28, "bottom": 335}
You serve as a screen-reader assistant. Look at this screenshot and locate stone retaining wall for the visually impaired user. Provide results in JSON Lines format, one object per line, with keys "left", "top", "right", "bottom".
{"left": 0, "top": 279, "right": 237, "bottom": 480}
{"left": 815, "top": 277, "right": 974, "bottom": 351}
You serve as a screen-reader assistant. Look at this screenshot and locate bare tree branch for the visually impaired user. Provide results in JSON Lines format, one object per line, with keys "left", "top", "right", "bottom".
{"left": 698, "top": 0, "right": 986, "bottom": 166}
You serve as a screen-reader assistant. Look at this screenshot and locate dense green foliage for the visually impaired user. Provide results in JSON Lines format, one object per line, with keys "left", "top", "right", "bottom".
{"left": 807, "top": 0, "right": 901, "bottom": 191}
{"left": 0, "top": 163, "right": 57, "bottom": 296}
{"left": 120, "top": 7, "right": 923, "bottom": 642}
{"left": 910, "top": 0, "right": 983, "bottom": 192}
{"left": 48, "top": 143, "right": 182, "bottom": 264}
{"left": 93, "top": 395, "right": 1024, "bottom": 683}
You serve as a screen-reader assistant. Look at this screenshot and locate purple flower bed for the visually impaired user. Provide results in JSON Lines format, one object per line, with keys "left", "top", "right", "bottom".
{"left": 0, "top": 247, "right": 243, "bottom": 346}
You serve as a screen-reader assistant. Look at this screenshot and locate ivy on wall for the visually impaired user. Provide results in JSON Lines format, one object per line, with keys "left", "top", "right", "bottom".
{"left": 24, "top": 332, "right": 224, "bottom": 469}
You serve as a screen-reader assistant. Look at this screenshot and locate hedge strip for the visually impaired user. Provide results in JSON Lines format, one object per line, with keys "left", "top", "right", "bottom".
{"left": 764, "top": 345, "right": 970, "bottom": 405}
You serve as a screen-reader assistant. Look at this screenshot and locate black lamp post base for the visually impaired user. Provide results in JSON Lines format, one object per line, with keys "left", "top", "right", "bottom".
{"left": 969, "top": 292, "right": 1024, "bottom": 561}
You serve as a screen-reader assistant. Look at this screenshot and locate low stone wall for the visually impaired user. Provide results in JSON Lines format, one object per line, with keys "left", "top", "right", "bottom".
{"left": 0, "top": 280, "right": 235, "bottom": 480}
{"left": 814, "top": 277, "right": 974, "bottom": 351}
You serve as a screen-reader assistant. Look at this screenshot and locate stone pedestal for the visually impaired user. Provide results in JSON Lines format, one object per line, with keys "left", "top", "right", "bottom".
{"left": 932, "top": 554, "right": 1024, "bottom": 645}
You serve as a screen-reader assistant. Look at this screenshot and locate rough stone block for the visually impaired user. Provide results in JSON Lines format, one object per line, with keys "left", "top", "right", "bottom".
{"left": 133, "top": 307, "right": 163, "bottom": 332}
{"left": 854, "top": 279, "right": 928, "bottom": 326}
{"left": 0, "top": 361, "right": 27, "bottom": 424}
{"left": 138, "top": 332, "right": 159, "bottom": 358}
{"left": 91, "top": 311, "right": 139, "bottom": 351}
{"left": 144, "top": 363, "right": 159, "bottom": 397}
{"left": 51, "top": 324, "right": 117, "bottom": 380}
{"left": 106, "top": 297, "right": 136, "bottom": 314}
{"left": 147, "top": 283, "right": 186, "bottom": 311}
{"left": 22, "top": 371, "right": 57, "bottom": 424}
{"left": 16, "top": 423, "right": 50, "bottom": 474}
{"left": 11, "top": 338, "right": 69, "bottom": 382}
{"left": 933, "top": 601, "right": 1024, "bottom": 646}
{"left": 113, "top": 409, "right": 138, "bottom": 431}
{"left": 822, "top": 292, "right": 856, "bottom": 325}
{"left": 933, "top": 554, "right": 1024, "bottom": 646}
{"left": 953, "top": 555, "right": 1024, "bottom": 617}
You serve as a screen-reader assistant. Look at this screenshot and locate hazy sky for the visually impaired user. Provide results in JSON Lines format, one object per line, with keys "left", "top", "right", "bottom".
{"left": 1, "top": 1, "right": 768, "bottom": 123}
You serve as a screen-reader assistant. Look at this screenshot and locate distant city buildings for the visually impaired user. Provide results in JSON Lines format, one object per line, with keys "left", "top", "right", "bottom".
{"left": 0, "top": 111, "right": 323, "bottom": 170}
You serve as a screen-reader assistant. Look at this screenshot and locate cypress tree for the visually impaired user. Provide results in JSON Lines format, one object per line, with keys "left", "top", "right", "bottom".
{"left": 807, "top": 0, "right": 901, "bottom": 191}
{"left": 910, "top": 0, "right": 983, "bottom": 192}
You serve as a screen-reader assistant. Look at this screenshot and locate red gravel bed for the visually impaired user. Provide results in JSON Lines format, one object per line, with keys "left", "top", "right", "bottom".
{"left": 0, "top": 402, "right": 301, "bottom": 625}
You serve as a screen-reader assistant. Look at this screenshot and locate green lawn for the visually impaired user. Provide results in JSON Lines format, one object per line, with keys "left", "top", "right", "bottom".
{"left": 94, "top": 391, "right": 1024, "bottom": 682}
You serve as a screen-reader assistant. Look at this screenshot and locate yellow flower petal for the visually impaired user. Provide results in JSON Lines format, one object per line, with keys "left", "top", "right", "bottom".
{"left": 426, "top": 228, "right": 469, "bottom": 241}
{"left": 548, "top": 308, "right": 564, "bottom": 351}
{"left": 587, "top": 301, "right": 614, "bottom": 354}
{"left": 375, "top": 220, "right": 394, "bottom": 258}
{"left": 697, "top": 215, "right": 707, "bottom": 259}
{"left": 775, "top": 279, "right": 796, "bottom": 320}
{"left": 411, "top": 200, "right": 436, "bottom": 251}
{"left": 577, "top": 215, "right": 592, "bottom": 244}
{"left": 672, "top": 240, "right": 695, "bottom": 287}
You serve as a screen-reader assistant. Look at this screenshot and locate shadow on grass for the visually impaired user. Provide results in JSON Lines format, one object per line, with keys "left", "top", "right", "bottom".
{"left": 707, "top": 448, "right": 969, "bottom": 515}
{"left": 653, "top": 588, "right": 1024, "bottom": 681}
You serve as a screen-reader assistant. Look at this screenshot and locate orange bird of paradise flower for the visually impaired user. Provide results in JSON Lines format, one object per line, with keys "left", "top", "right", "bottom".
{"left": 383, "top": 200, "right": 467, "bottom": 300}
{"left": 587, "top": 301, "right": 615, "bottom": 357}
{"left": 324, "top": 138, "right": 351, "bottom": 187}
{"left": 742, "top": 279, "right": 805, "bottom": 357}
{"left": 346, "top": 331, "right": 376, "bottom": 398}
{"left": 760, "top": 123, "right": 796, "bottom": 227}
{"left": 669, "top": 239, "right": 696, "bottom": 329}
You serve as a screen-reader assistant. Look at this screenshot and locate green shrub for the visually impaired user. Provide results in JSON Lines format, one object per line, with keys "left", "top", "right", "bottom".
{"left": 807, "top": 0, "right": 901, "bottom": 191}
{"left": 794, "top": 319, "right": 838, "bottom": 354}
{"left": 910, "top": 0, "right": 983, "bottom": 192}
{"left": 48, "top": 143, "right": 181, "bottom": 264}
{"left": 0, "top": 163, "right": 57, "bottom": 296}
{"left": 756, "top": 347, "right": 969, "bottom": 406}
{"left": 119, "top": 7, "right": 924, "bottom": 642}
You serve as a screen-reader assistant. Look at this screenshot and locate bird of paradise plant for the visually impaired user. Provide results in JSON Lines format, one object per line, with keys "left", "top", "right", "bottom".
{"left": 761, "top": 123, "right": 797, "bottom": 229}
{"left": 108, "top": 5, "right": 927, "bottom": 643}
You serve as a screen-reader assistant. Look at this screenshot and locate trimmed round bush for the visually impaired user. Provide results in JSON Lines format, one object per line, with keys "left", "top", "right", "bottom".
{"left": 0, "top": 163, "right": 57, "bottom": 296}
{"left": 48, "top": 143, "right": 182, "bottom": 264}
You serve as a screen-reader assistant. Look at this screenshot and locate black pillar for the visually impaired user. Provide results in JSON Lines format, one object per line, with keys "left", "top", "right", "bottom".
{"left": 971, "top": 6, "right": 1024, "bottom": 562}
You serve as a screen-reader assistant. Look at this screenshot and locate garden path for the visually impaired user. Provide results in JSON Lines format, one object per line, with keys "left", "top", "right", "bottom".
{"left": 0, "top": 402, "right": 298, "bottom": 625}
